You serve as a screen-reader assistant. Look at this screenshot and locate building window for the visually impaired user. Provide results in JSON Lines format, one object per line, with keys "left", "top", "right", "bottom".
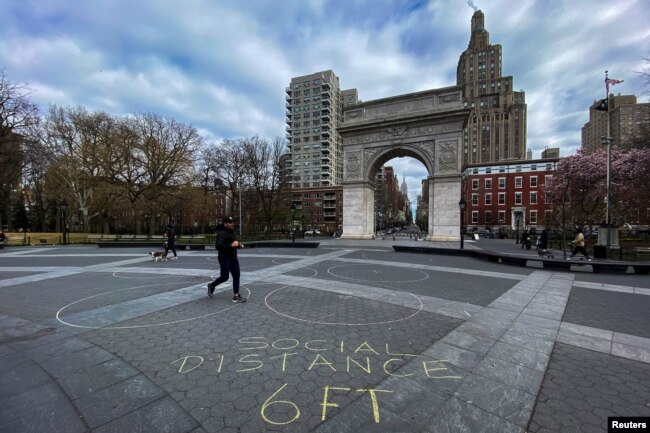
{"left": 485, "top": 179, "right": 492, "bottom": 189}
{"left": 530, "top": 176, "right": 538, "bottom": 188}
{"left": 530, "top": 192, "right": 538, "bottom": 204}
{"left": 530, "top": 210, "right": 538, "bottom": 224}
{"left": 472, "top": 211, "right": 479, "bottom": 224}
{"left": 472, "top": 179, "right": 479, "bottom": 189}
{"left": 515, "top": 177, "right": 522, "bottom": 188}
{"left": 515, "top": 192, "right": 522, "bottom": 205}
{"left": 472, "top": 193, "right": 479, "bottom": 205}
{"left": 545, "top": 175, "right": 552, "bottom": 185}
{"left": 498, "top": 192, "right": 505, "bottom": 205}
{"left": 485, "top": 193, "right": 492, "bottom": 205}
{"left": 498, "top": 210, "right": 505, "bottom": 223}
{"left": 485, "top": 211, "right": 492, "bottom": 223}
{"left": 498, "top": 177, "right": 506, "bottom": 189}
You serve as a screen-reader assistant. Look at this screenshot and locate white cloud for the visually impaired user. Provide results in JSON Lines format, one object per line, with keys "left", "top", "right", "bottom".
{"left": 1, "top": 0, "right": 647, "bottom": 191}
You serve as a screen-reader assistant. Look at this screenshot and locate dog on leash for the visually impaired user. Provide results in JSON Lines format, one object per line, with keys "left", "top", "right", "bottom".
{"left": 149, "top": 251, "right": 168, "bottom": 262}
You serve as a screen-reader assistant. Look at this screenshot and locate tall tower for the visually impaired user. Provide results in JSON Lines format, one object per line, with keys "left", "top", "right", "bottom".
{"left": 457, "top": 10, "right": 527, "bottom": 164}
{"left": 285, "top": 70, "right": 358, "bottom": 188}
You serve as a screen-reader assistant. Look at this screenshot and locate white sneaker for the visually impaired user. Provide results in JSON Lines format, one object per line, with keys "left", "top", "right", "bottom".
{"left": 171, "top": 256, "right": 178, "bottom": 260}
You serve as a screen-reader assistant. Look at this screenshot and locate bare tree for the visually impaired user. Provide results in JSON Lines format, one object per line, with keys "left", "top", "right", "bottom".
{"left": 210, "top": 138, "right": 248, "bottom": 217}
{"left": 0, "top": 70, "right": 40, "bottom": 230}
{"left": 40, "top": 105, "right": 115, "bottom": 230}
{"left": 242, "top": 135, "right": 289, "bottom": 231}
{"left": 124, "top": 112, "right": 202, "bottom": 232}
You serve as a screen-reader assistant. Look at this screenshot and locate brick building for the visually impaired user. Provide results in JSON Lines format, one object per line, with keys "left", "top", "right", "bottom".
{"left": 463, "top": 158, "right": 559, "bottom": 234}
{"left": 289, "top": 186, "right": 343, "bottom": 234}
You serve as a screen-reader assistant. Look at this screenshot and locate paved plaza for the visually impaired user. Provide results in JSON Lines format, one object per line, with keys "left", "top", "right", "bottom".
{"left": 0, "top": 239, "right": 649, "bottom": 433}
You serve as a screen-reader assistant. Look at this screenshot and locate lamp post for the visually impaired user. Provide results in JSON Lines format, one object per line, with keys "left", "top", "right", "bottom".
{"left": 290, "top": 203, "right": 296, "bottom": 243}
{"left": 59, "top": 200, "right": 68, "bottom": 245}
{"left": 458, "top": 197, "right": 466, "bottom": 249}
{"left": 515, "top": 211, "right": 522, "bottom": 244}
{"left": 601, "top": 135, "right": 612, "bottom": 248}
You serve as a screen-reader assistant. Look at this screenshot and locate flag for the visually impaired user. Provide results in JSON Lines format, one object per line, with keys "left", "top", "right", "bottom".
{"left": 594, "top": 98, "right": 608, "bottom": 111}
{"left": 605, "top": 78, "right": 624, "bottom": 86}
{"left": 605, "top": 77, "right": 624, "bottom": 94}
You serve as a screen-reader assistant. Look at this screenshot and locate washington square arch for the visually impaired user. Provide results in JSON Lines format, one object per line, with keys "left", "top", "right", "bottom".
{"left": 339, "top": 86, "right": 469, "bottom": 240}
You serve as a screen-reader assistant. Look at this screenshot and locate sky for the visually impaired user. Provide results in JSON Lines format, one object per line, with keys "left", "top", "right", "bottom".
{"left": 1, "top": 0, "right": 649, "bottom": 203}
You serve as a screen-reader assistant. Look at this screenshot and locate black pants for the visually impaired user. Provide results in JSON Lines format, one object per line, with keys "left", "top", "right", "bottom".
{"left": 571, "top": 246, "right": 589, "bottom": 258}
{"left": 164, "top": 243, "right": 177, "bottom": 257}
{"left": 211, "top": 256, "right": 240, "bottom": 294}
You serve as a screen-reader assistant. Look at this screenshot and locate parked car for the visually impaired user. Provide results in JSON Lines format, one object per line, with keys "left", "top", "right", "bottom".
{"left": 304, "top": 229, "right": 321, "bottom": 236}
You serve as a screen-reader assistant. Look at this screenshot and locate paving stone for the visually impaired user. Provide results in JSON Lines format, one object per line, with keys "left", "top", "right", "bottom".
{"left": 74, "top": 374, "right": 166, "bottom": 428}
{"left": 93, "top": 396, "right": 199, "bottom": 433}
{"left": 528, "top": 343, "right": 650, "bottom": 433}
{"left": 473, "top": 356, "right": 545, "bottom": 395}
{"left": 454, "top": 374, "right": 536, "bottom": 427}
{"left": 429, "top": 398, "right": 524, "bottom": 433}
{"left": 0, "top": 382, "right": 86, "bottom": 433}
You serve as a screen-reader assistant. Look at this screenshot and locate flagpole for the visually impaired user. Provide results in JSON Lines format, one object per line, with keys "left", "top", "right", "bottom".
{"left": 604, "top": 71, "right": 611, "bottom": 249}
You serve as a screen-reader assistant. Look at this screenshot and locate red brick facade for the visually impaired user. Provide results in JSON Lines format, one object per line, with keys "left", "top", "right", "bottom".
{"left": 463, "top": 158, "right": 559, "bottom": 234}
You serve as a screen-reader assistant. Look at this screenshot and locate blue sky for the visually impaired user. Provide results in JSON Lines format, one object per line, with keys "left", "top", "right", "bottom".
{"left": 1, "top": 0, "right": 648, "bottom": 201}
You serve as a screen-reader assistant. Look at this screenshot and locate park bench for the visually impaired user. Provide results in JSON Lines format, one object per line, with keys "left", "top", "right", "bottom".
{"left": 634, "top": 247, "right": 650, "bottom": 261}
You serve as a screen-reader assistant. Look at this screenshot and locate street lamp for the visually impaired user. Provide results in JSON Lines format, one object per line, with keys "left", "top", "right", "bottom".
{"left": 601, "top": 135, "right": 612, "bottom": 248}
{"left": 290, "top": 203, "right": 296, "bottom": 243}
{"left": 59, "top": 200, "right": 68, "bottom": 245}
{"left": 458, "top": 197, "right": 466, "bottom": 250}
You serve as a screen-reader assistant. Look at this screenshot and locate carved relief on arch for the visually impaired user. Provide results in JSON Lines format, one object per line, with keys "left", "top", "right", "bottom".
{"left": 344, "top": 150, "right": 362, "bottom": 180}
{"left": 362, "top": 145, "right": 389, "bottom": 173}
{"left": 437, "top": 140, "right": 459, "bottom": 173}
{"left": 416, "top": 141, "right": 435, "bottom": 169}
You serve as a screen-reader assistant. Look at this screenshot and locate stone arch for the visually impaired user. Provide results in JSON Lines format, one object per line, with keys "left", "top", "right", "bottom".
{"left": 338, "top": 87, "right": 469, "bottom": 240}
{"left": 364, "top": 145, "right": 433, "bottom": 183}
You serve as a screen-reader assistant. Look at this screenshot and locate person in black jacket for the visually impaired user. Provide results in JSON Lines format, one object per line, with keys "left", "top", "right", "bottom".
{"left": 164, "top": 223, "right": 178, "bottom": 259}
{"left": 207, "top": 217, "right": 245, "bottom": 302}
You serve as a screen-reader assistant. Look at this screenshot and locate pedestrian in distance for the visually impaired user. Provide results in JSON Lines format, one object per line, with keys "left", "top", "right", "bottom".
{"left": 520, "top": 230, "right": 529, "bottom": 249}
{"left": 207, "top": 217, "right": 246, "bottom": 302}
{"left": 164, "top": 223, "right": 178, "bottom": 259}
{"left": 569, "top": 227, "right": 591, "bottom": 261}
{"left": 538, "top": 229, "right": 548, "bottom": 251}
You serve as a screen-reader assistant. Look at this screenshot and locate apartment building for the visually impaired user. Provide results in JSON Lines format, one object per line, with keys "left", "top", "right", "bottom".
{"left": 463, "top": 158, "right": 559, "bottom": 233}
{"left": 581, "top": 94, "right": 650, "bottom": 153}
{"left": 456, "top": 10, "right": 527, "bottom": 164}
{"left": 285, "top": 71, "right": 358, "bottom": 188}
{"left": 289, "top": 186, "right": 343, "bottom": 234}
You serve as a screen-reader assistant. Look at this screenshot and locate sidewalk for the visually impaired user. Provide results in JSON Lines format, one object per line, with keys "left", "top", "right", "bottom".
{"left": 0, "top": 244, "right": 648, "bottom": 432}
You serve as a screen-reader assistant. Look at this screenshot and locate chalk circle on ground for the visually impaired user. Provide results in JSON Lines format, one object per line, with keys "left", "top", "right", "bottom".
{"left": 56, "top": 283, "right": 251, "bottom": 330}
{"left": 111, "top": 271, "right": 191, "bottom": 280}
{"left": 327, "top": 263, "right": 429, "bottom": 283}
{"left": 264, "top": 285, "right": 423, "bottom": 326}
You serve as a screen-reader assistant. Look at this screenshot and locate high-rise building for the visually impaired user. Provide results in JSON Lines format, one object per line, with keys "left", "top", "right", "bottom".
{"left": 581, "top": 94, "right": 650, "bottom": 153}
{"left": 285, "top": 70, "right": 358, "bottom": 188}
{"left": 456, "top": 10, "right": 527, "bottom": 164}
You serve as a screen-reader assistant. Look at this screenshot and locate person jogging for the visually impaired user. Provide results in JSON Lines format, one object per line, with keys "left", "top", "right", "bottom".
{"left": 207, "top": 217, "right": 246, "bottom": 302}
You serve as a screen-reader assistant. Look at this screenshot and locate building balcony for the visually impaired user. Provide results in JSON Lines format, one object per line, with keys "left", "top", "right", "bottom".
{"left": 286, "top": 112, "right": 292, "bottom": 118}
{"left": 324, "top": 211, "right": 336, "bottom": 217}
{"left": 321, "top": 82, "right": 331, "bottom": 91}
{"left": 322, "top": 130, "right": 330, "bottom": 137}
{"left": 321, "top": 137, "right": 331, "bottom": 146}
{"left": 321, "top": 156, "right": 331, "bottom": 163}
{"left": 286, "top": 87, "right": 292, "bottom": 94}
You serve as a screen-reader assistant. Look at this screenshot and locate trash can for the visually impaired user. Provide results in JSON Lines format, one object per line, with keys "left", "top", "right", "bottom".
{"left": 593, "top": 245, "right": 607, "bottom": 259}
